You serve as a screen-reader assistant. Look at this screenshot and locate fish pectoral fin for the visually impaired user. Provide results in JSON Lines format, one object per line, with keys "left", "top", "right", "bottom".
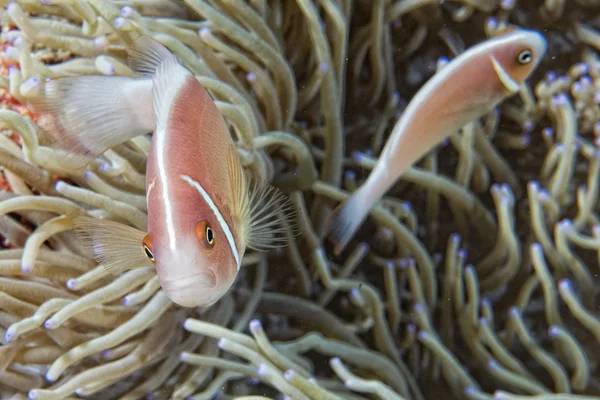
{"left": 29, "top": 76, "right": 155, "bottom": 168}
{"left": 128, "top": 35, "right": 174, "bottom": 77}
{"left": 226, "top": 145, "right": 299, "bottom": 251}
{"left": 73, "top": 216, "right": 151, "bottom": 274}
{"left": 490, "top": 56, "right": 521, "bottom": 94}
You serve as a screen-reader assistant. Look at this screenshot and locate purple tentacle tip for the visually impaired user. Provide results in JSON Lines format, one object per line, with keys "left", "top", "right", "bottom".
{"left": 113, "top": 17, "right": 126, "bottom": 29}
{"left": 351, "top": 151, "right": 364, "bottom": 162}
{"left": 66, "top": 279, "right": 77, "bottom": 290}
{"left": 319, "top": 62, "right": 329, "bottom": 72}
{"left": 246, "top": 72, "right": 256, "bottom": 81}
{"left": 5, "top": 331, "right": 14, "bottom": 343}
{"left": 28, "top": 390, "right": 38, "bottom": 400}
{"left": 501, "top": 0, "right": 515, "bottom": 9}
{"left": 558, "top": 279, "right": 571, "bottom": 291}
{"left": 44, "top": 319, "right": 54, "bottom": 329}
{"left": 531, "top": 242, "right": 542, "bottom": 252}
{"left": 199, "top": 26, "right": 211, "bottom": 37}
{"left": 83, "top": 171, "right": 92, "bottom": 179}
{"left": 552, "top": 93, "right": 568, "bottom": 106}
{"left": 249, "top": 319, "right": 261, "bottom": 330}
{"left": 283, "top": 370, "right": 296, "bottom": 380}
{"left": 121, "top": 6, "right": 133, "bottom": 17}
{"left": 548, "top": 326, "right": 560, "bottom": 337}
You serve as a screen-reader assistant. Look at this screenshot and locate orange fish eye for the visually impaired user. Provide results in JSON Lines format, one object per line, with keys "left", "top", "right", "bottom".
{"left": 196, "top": 220, "right": 215, "bottom": 250}
{"left": 142, "top": 234, "right": 154, "bottom": 262}
{"left": 517, "top": 48, "right": 533, "bottom": 65}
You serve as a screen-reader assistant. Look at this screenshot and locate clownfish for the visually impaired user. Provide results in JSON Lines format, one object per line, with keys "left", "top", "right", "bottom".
{"left": 327, "top": 27, "right": 547, "bottom": 255}
{"left": 31, "top": 36, "right": 296, "bottom": 307}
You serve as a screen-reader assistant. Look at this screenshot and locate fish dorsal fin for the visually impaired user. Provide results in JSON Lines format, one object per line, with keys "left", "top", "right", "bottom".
{"left": 150, "top": 48, "right": 191, "bottom": 131}
{"left": 494, "top": 25, "right": 517, "bottom": 37}
{"left": 73, "top": 216, "right": 151, "bottom": 274}
{"left": 128, "top": 35, "right": 174, "bottom": 77}
{"left": 490, "top": 56, "right": 520, "bottom": 94}
{"left": 226, "top": 145, "right": 298, "bottom": 251}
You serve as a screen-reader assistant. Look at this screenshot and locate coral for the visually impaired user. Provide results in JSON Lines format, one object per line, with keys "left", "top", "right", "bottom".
{"left": 0, "top": 0, "right": 599, "bottom": 399}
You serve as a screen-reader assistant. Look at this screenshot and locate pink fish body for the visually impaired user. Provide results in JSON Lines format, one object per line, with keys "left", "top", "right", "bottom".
{"left": 32, "top": 37, "right": 295, "bottom": 308}
{"left": 328, "top": 27, "right": 547, "bottom": 255}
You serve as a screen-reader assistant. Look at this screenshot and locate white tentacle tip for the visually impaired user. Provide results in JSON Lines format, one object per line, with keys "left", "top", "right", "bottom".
{"left": 54, "top": 180, "right": 67, "bottom": 192}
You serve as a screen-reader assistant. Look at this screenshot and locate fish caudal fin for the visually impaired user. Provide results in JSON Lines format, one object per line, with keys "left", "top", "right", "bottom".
{"left": 29, "top": 76, "right": 155, "bottom": 167}
{"left": 227, "top": 145, "right": 299, "bottom": 252}
{"left": 327, "top": 186, "right": 374, "bottom": 256}
{"left": 74, "top": 216, "right": 150, "bottom": 274}
{"left": 128, "top": 35, "right": 174, "bottom": 77}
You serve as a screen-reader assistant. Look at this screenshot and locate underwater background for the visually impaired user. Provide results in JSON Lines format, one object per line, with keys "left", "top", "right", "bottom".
{"left": 1, "top": 0, "right": 600, "bottom": 399}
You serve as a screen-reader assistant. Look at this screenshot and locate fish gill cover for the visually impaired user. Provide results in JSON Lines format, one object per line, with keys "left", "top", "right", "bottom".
{"left": 0, "top": 0, "right": 599, "bottom": 399}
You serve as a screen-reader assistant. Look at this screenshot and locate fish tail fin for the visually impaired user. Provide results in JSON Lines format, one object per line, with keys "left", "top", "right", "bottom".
{"left": 327, "top": 185, "right": 375, "bottom": 256}
{"left": 29, "top": 75, "right": 155, "bottom": 167}
{"left": 73, "top": 216, "right": 151, "bottom": 274}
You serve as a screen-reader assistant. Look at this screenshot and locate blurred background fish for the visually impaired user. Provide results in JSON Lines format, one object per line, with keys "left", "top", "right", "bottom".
{"left": 327, "top": 27, "right": 548, "bottom": 255}
{"left": 30, "top": 36, "right": 297, "bottom": 308}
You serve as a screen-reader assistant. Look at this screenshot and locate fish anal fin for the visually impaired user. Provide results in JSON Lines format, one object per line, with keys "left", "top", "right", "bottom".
{"left": 227, "top": 145, "right": 298, "bottom": 251}
{"left": 73, "top": 216, "right": 150, "bottom": 274}
{"left": 128, "top": 35, "right": 173, "bottom": 77}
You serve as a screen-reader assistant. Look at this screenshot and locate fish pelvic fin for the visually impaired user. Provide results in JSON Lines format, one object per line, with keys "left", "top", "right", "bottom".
{"left": 29, "top": 76, "right": 154, "bottom": 168}
{"left": 128, "top": 35, "right": 173, "bottom": 77}
{"left": 327, "top": 185, "right": 374, "bottom": 256}
{"left": 227, "top": 145, "right": 299, "bottom": 252}
{"left": 74, "top": 216, "right": 151, "bottom": 274}
{"left": 490, "top": 56, "right": 521, "bottom": 94}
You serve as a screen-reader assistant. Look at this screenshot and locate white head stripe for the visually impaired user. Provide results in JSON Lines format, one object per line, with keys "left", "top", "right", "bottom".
{"left": 180, "top": 175, "right": 240, "bottom": 269}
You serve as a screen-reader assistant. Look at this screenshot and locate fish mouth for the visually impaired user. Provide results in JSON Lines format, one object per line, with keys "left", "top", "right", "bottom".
{"left": 159, "top": 270, "right": 217, "bottom": 292}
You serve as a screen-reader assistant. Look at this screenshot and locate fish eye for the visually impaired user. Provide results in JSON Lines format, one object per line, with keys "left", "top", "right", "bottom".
{"left": 206, "top": 226, "right": 214, "bottom": 245}
{"left": 196, "top": 220, "right": 215, "bottom": 250}
{"left": 142, "top": 234, "right": 154, "bottom": 262}
{"left": 517, "top": 49, "right": 533, "bottom": 65}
